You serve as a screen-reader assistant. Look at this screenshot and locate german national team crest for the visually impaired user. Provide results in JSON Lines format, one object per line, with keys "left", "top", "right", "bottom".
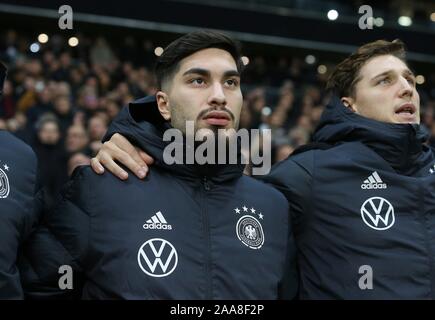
{"left": 234, "top": 205, "right": 264, "bottom": 249}
{"left": 0, "top": 164, "right": 10, "bottom": 199}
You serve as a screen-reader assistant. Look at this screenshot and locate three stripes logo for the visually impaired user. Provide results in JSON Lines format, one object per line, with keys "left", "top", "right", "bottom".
{"left": 361, "top": 171, "right": 387, "bottom": 190}
{"left": 143, "top": 211, "right": 172, "bottom": 230}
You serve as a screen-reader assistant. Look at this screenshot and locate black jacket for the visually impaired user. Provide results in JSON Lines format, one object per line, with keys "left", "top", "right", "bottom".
{"left": 0, "top": 130, "right": 40, "bottom": 299}
{"left": 22, "top": 96, "right": 297, "bottom": 299}
{"left": 262, "top": 96, "right": 435, "bottom": 299}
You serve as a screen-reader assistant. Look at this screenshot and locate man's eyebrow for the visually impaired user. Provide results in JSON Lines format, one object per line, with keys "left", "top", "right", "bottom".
{"left": 223, "top": 70, "right": 241, "bottom": 78}
{"left": 371, "top": 70, "right": 392, "bottom": 80}
{"left": 372, "top": 69, "right": 415, "bottom": 80}
{"left": 403, "top": 69, "right": 415, "bottom": 77}
{"left": 182, "top": 68, "right": 210, "bottom": 77}
{"left": 182, "top": 68, "right": 240, "bottom": 78}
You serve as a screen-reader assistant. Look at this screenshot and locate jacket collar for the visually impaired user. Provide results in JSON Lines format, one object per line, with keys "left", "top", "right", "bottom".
{"left": 313, "top": 96, "right": 433, "bottom": 175}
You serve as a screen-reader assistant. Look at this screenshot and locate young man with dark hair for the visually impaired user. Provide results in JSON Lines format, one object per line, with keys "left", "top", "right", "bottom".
{"left": 98, "top": 39, "right": 435, "bottom": 299}
{"left": 0, "top": 62, "right": 41, "bottom": 299}
{"left": 22, "top": 31, "right": 297, "bottom": 299}
{"left": 154, "top": 30, "right": 244, "bottom": 90}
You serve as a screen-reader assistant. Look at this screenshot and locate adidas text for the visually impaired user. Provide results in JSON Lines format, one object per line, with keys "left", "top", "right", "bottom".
{"left": 361, "top": 183, "right": 387, "bottom": 190}
{"left": 143, "top": 223, "right": 172, "bottom": 230}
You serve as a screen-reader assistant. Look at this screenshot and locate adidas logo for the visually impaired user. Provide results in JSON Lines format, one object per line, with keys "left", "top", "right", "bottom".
{"left": 361, "top": 171, "right": 387, "bottom": 190}
{"left": 143, "top": 211, "right": 172, "bottom": 230}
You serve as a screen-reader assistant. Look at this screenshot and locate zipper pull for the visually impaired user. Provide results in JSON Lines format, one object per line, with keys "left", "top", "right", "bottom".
{"left": 203, "top": 176, "right": 211, "bottom": 191}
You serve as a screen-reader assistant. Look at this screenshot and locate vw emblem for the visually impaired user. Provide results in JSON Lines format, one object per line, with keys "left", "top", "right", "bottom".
{"left": 137, "top": 238, "right": 178, "bottom": 278}
{"left": 360, "top": 197, "right": 395, "bottom": 230}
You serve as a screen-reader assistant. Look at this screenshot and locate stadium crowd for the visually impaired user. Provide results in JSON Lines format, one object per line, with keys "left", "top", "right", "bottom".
{"left": 1, "top": 29, "right": 434, "bottom": 206}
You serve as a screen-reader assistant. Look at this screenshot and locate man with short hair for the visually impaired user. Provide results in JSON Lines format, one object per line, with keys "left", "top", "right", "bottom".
{"left": 98, "top": 39, "right": 435, "bottom": 299}
{"left": 22, "top": 31, "right": 297, "bottom": 299}
{"left": 261, "top": 39, "right": 434, "bottom": 299}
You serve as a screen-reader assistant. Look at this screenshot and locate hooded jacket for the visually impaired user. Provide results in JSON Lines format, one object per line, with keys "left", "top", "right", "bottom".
{"left": 262, "top": 96, "right": 435, "bottom": 299}
{"left": 1, "top": 62, "right": 41, "bottom": 299}
{"left": 22, "top": 96, "right": 297, "bottom": 300}
{"left": 0, "top": 130, "right": 40, "bottom": 299}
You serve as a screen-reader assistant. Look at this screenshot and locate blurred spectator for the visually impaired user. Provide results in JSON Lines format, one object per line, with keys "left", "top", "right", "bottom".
{"left": 0, "top": 79, "right": 15, "bottom": 119}
{"left": 88, "top": 114, "right": 108, "bottom": 155}
{"left": 65, "top": 124, "right": 91, "bottom": 155}
{"left": 1, "top": 28, "right": 434, "bottom": 204}
{"left": 26, "top": 85, "right": 53, "bottom": 127}
{"left": 16, "top": 76, "right": 37, "bottom": 114}
{"left": 288, "top": 126, "right": 310, "bottom": 148}
{"left": 88, "top": 114, "right": 108, "bottom": 141}
{"left": 239, "top": 100, "right": 253, "bottom": 129}
{"left": 105, "top": 99, "right": 120, "bottom": 121}
{"left": 67, "top": 152, "right": 91, "bottom": 176}
{"left": 33, "top": 114, "right": 68, "bottom": 207}
{"left": 51, "top": 51, "right": 72, "bottom": 81}
{"left": 77, "top": 83, "right": 99, "bottom": 115}
{"left": 246, "top": 88, "right": 267, "bottom": 129}
{"left": 53, "top": 95, "right": 74, "bottom": 135}
{"left": 6, "top": 112, "right": 31, "bottom": 142}
{"left": 90, "top": 37, "right": 115, "bottom": 68}
{"left": 274, "top": 137, "right": 295, "bottom": 163}
{"left": 310, "top": 106, "right": 325, "bottom": 127}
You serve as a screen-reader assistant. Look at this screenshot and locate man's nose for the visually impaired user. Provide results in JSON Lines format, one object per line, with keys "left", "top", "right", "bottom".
{"left": 208, "top": 82, "right": 226, "bottom": 107}
{"left": 398, "top": 76, "right": 413, "bottom": 99}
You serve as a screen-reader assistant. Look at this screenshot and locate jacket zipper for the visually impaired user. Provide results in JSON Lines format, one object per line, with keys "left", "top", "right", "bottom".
{"left": 203, "top": 176, "right": 211, "bottom": 191}
{"left": 201, "top": 176, "right": 212, "bottom": 299}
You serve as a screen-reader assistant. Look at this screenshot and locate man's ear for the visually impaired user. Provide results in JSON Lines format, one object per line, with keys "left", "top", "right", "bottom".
{"left": 156, "top": 91, "right": 171, "bottom": 121}
{"left": 341, "top": 97, "right": 357, "bottom": 113}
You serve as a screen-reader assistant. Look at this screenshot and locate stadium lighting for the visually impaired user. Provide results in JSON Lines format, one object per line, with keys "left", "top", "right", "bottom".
{"left": 374, "top": 17, "right": 384, "bottom": 27}
{"left": 305, "top": 55, "right": 316, "bottom": 65}
{"left": 327, "top": 10, "right": 339, "bottom": 21}
{"left": 30, "top": 43, "right": 40, "bottom": 53}
{"left": 416, "top": 75, "right": 425, "bottom": 85}
{"left": 317, "top": 65, "right": 327, "bottom": 74}
{"left": 68, "top": 37, "right": 79, "bottom": 47}
{"left": 38, "top": 33, "right": 49, "bottom": 44}
{"left": 261, "top": 106, "right": 272, "bottom": 117}
{"left": 154, "top": 47, "right": 164, "bottom": 56}
{"left": 398, "top": 16, "right": 412, "bottom": 27}
{"left": 241, "top": 56, "right": 250, "bottom": 66}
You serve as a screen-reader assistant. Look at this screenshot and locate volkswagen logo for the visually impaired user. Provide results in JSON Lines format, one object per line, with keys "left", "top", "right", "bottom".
{"left": 360, "top": 197, "right": 395, "bottom": 231}
{"left": 137, "top": 238, "right": 178, "bottom": 277}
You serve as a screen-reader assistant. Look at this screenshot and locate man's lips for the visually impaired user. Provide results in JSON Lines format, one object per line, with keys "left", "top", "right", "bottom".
{"left": 203, "top": 111, "right": 231, "bottom": 126}
{"left": 394, "top": 103, "right": 418, "bottom": 122}
{"left": 395, "top": 103, "right": 416, "bottom": 115}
